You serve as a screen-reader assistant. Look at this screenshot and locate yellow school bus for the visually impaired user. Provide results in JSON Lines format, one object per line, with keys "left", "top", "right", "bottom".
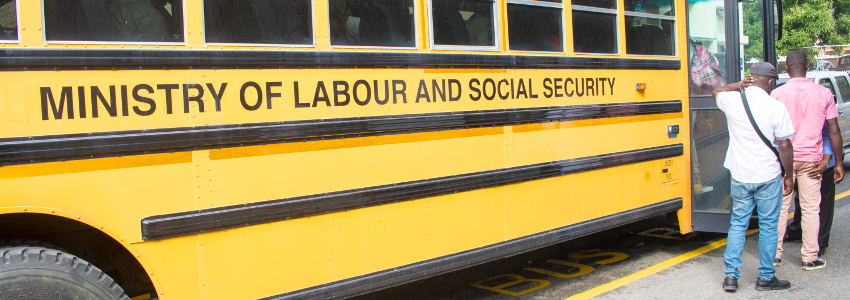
{"left": 0, "top": 0, "right": 781, "bottom": 299}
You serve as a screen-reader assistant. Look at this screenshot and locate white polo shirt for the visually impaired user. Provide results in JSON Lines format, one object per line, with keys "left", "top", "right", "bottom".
{"left": 717, "top": 87, "right": 795, "bottom": 183}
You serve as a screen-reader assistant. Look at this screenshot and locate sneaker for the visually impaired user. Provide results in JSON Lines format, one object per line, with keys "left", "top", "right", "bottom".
{"left": 774, "top": 257, "right": 781, "bottom": 267}
{"left": 802, "top": 258, "right": 826, "bottom": 270}
{"left": 722, "top": 276, "right": 738, "bottom": 292}
{"left": 755, "top": 276, "right": 791, "bottom": 291}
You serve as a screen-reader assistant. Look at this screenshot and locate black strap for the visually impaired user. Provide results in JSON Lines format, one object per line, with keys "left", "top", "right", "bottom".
{"left": 740, "top": 90, "right": 786, "bottom": 177}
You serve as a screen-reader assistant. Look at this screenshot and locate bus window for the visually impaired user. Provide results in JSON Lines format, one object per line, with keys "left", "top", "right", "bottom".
{"left": 687, "top": 0, "right": 726, "bottom": 96}
{"left": 204, "top": 0, "right": 312, "bottom": 45}
{"left": 507, "top": 0, "right": 563, "bottom": 52}
{"left": 0, "top": 0, "right": 17, "bottom": 41}
{"left": 624, "top": 0, "right": 675, "bottom": 56}
{"left": 330, "top": 0, "right": 415, "bottom": 48}
{"left": 571, "top": 0, "right": 617, "bottom": 54}
{"left": 43, "top": 0, "right": 183, "bottom": 43}
{"left": 431, "top": 0, "right": 496, "bottom": 48}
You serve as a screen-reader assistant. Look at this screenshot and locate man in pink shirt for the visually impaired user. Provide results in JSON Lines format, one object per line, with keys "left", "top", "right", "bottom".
{"left": 770, "top": 51, "right": 845, "bottom": 270}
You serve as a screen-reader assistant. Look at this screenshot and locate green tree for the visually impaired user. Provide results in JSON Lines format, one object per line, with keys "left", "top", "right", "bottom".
{"left": 743, "top": 0, "right": 764, "bottom": 62}
{"left": 777, "top": 0, "right": 849, "bottom": 58}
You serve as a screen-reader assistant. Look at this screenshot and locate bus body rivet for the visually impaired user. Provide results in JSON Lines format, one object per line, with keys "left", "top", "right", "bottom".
{"left": 22, "top": 208, "right": 26, "bottom": 211}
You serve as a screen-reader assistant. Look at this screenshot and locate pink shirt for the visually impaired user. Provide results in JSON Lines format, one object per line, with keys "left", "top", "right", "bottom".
{"left": 770, "top": 77, "right": 839, "bottom": 162}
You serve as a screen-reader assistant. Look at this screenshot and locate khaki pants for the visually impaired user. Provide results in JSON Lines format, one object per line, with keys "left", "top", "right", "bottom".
{"left": 776, "top": 161, "right": 822, "bottom": 262}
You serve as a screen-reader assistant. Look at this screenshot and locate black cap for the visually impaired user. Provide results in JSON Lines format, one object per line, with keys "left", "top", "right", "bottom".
{"left": 750, "top": 62, "right": 778, "bottom": 78}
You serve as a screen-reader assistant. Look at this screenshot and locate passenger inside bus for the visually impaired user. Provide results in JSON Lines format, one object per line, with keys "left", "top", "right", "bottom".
{"left": 461, "top": 0, "right": 494, "bottom": 46}
{"left": 204, "top": 0, "right": 311, "bottom": 45}
{"left": 507, "top": 3, "right": 561, "bottom": 52}
{"left": 43, "top": 0, "right": 182, "bottom": 42}
{"left": 329, "top": 0, "right": 415, "bottom": 47}
{"left": 432, "top": 0, "right": 495, "bottom": 47}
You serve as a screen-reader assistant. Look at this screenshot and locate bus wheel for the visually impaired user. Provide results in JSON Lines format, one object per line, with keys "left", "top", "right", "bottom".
{"left": 0, "top": 239, "right": 64, "bottom": 250}
{"left": 0, "top": 246, "right": 130, "bottom": 300}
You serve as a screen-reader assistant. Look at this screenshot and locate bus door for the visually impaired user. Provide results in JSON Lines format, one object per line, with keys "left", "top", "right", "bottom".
{"left": 688, "top": 0, "right": 780, "bottom": 232}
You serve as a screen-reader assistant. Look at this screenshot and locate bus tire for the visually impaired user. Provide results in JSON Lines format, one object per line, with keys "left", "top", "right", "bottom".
{"left": 0, "top": 246, "right": 131, "bottom": 300}
{"left": 0, "top": 239, "right": 64, "bottom": 250}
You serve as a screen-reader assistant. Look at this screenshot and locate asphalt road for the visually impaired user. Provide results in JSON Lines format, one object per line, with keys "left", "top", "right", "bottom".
{"left": 352, "top": 161, "right": 850, "bottom": 300}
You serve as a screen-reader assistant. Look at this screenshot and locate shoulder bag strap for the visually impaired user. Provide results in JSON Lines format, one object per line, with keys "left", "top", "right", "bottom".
{"left": 740, "top": 90, "right": 786, "bottom": 177}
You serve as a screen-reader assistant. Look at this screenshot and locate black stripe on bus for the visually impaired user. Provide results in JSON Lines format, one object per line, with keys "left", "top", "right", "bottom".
{"left": 0, "top": 101, "right": 682, "bottom": 166}
{"left": 265, "top": 198, "right": 684, "bottom": 300}
{"left": 0, "top": 49, "right": 680, "bottom": 71}
{"left": 140, "top": 144, "right": 683, "bottom": 241}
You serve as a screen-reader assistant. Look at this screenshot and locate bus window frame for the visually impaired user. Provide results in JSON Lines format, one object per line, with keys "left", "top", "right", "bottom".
{"left": 505, "top": 0, "right": 566, "bottom": 54}
{"left": 0, "top": 0, "right": 21, "bottom": 43}
{"left": 571, "top": 4, "right": 619, "bottom": 55}
{"left": 203, "top": 0, "right": 317, "bottom": 48}
{"left": 329, "top": 0, "right": 419, "bottom": 50}
{"left": 623, "top": 10, "right": 678, "bottom": 57}
{"left": 428, "top": 0, "right": 500, "bottom": 52}
{"left": 39, "top": 0, "right": 188, "bottom": 46}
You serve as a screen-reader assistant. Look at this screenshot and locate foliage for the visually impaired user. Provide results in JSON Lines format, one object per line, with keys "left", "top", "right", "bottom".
{"left": 776, "top": 0, "right": 849, "bottom": 58}
{"left": 743, "top": 0, "right": 764, "bottom": 62}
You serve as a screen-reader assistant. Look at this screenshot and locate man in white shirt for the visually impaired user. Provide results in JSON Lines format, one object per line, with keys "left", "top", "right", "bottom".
{"left": 712, "top": 62, "right": 795, "bottom": 292}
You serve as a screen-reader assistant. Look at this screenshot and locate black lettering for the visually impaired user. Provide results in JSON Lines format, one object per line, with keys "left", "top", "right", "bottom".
{"left": 333, "top": 81, "right": 350, "bottom": 106}
{"left": 529, "top": 79, "right": 539, "bottom": 98}
{"left": 432, "top": 79, "right": 446, "bottom": 102}
{"left": 183, "top": 83, "right": 206, "bottom": 113}
{"left": 294, "top": 81, "right": 309, "bottom": 108}
{"left": 483, "top": 78, "right": 496, "bottom": 100}
{"left": 120, "top": 85, "right": 129, "bottom": 116}
{"left": 498, "top": 79, "right": 509, "bottom": 100}
{"left": 313, "top": 81, "right": 331, "bottom": 107}
{"left": 156, "top": 84, "right": 179, "bottom": 114}
{"left": 353, "top": 80, "right": 371, "bottom": 106}
{"left": 40, "top": 87, "right": 74, "bottom": 120}
{"left": 576, "top": 78, "right": 585, "bottom": 97}
{"left": 510, "top": 78, "right": 515, "bottom": 99}
{"left": 586, "top": 78, "right": 595, "bottom": 96}
{"left": 240, "top": 81, "right": 262, "bottom": 110}
{"left": 132, "top": 84, "right": 156, "bottom": 116}
{"left": 543, "top": 78, "right": 553, "bottom": 98}
{"left": 469, "top": 78, "right": 481, "bottom": 101}
{"left": 206, "top": 83, "right": 227, "bottom": 111}
{"left": 374, "top": 80, "right": 389, "bottom": 105}
{"left": 598, "top": 78, "right": 607, "bottom": 95}
{"left": 77, "top": 86, "right": 86, "bottom": 118}
{"left": 392, "top": 80, "right": 407, "bottom": 104}
{"left": 554, "top": 78, "right": 564, "bottom": 97}
{"left": 516, "top": 79, "right": 528, "bottom": 99}
{"left": 91, "top": 86, "right": 117, "bottom": 118}
{"left": 565, "top": 78, "right": 574, "bottom": 97}
{"left": 266, "top": 82, "right": 282, "bottom": 109}
{"left": 416, "top": 80, "right": 430, "bottom": 103}
{"left": 448, "top": 79, "right": 461, "bottom": 101}
{"left": 608, "top": 78, "right": 615, "bottom": 95}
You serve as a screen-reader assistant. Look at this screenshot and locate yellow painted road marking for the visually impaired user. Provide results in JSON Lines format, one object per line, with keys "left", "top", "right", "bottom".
{"left": 567, "top": 212, "right": 800, "bottom": 300}
{"left": 836, "top": 190, "right": 850, "bottom": 201}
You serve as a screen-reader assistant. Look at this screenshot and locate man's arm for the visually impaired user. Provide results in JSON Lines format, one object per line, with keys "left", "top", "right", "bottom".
{"left": 711, "top": 81, "right": 743, "bottom": 99}
{"left": 826, "top": 118, "right": 845, "bottom": 183}
{"left": 777, "top": 139, "right": 795, "bottom": 195}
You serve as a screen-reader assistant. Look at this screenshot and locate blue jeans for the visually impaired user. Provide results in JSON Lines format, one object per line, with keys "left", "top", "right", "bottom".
{"left": 724, "top": 175, "right": 782, "bottom": 280}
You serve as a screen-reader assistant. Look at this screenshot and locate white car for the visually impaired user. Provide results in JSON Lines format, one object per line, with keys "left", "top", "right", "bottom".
{"left": 778, "top": 71, "right": 850, "bottom": 153}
